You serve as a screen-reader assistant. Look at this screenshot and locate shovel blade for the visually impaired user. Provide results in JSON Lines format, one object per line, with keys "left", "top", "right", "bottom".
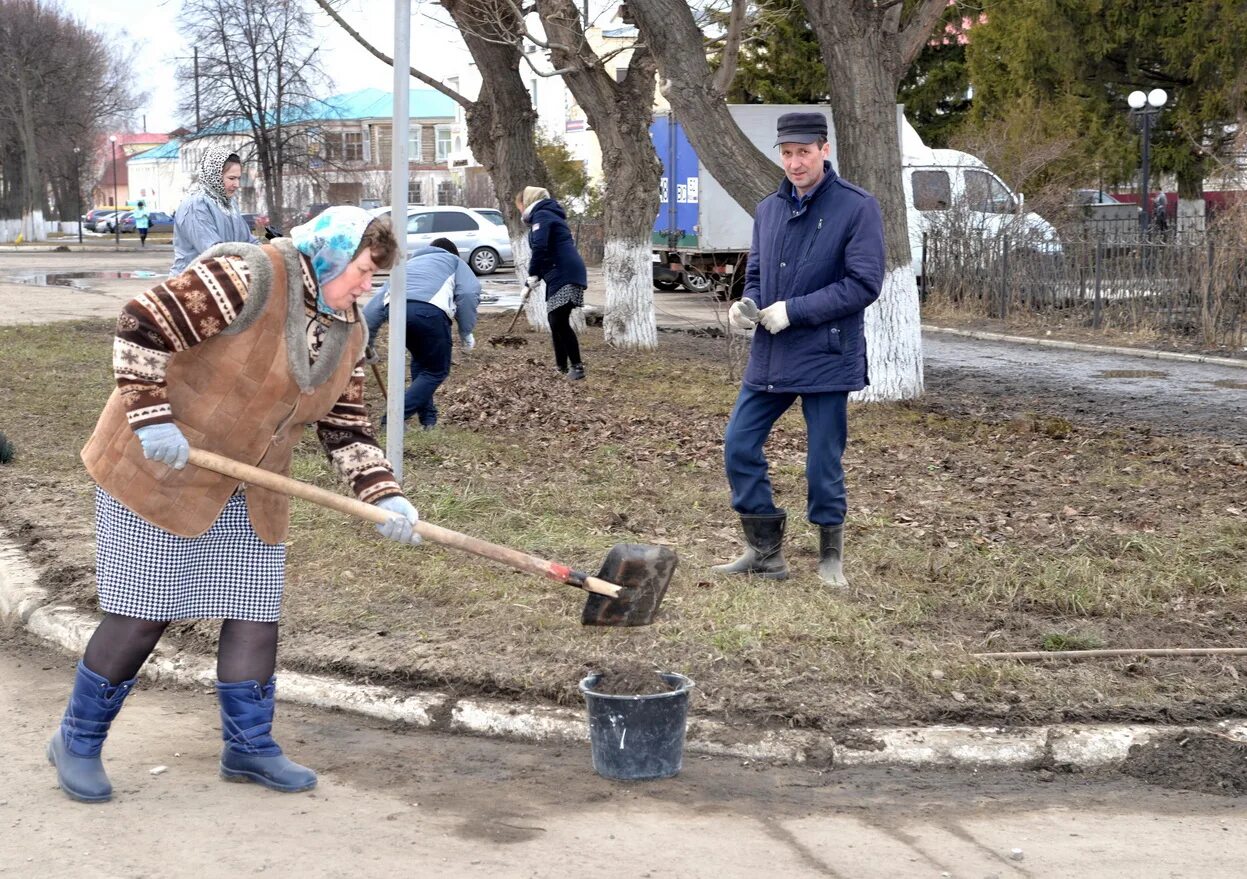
{"left": 582, "top": 543, "right": 677, "bottom": 627}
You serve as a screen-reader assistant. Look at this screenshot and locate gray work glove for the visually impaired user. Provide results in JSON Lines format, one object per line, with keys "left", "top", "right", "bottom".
{"left": 134, "top": 423, "right": 190, "bottom": 470}
{"left": 728, "top": 297, "right": 759, "bottom": 330}
{"left": 375, "top": 496, "right": 422, "bottom": 545}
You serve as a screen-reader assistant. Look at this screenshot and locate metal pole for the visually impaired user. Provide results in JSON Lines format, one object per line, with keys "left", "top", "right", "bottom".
{"left": 112, "top": 142, "right": 120, "bottom": 249}
{"left": 194, "top": 48, "right": 201, "bottom": 130}
{"left": 74, "top": 147, "right": 82, "bottom": 244}
{"left": 1140, "top": 110, "right": 1151, "bottom": 238}
{"left": 1093, "top": 234, "right": 1103, "bottom": 329}
{"left": 386, "top": 0, "right": 411, "bottom": 480}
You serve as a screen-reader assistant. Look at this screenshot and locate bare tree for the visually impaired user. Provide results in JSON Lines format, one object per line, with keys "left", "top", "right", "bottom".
{"left": 313, "top": 0, "right": 553, "bottom": 328}
{"left": 178, "top": 0, "right": 328, "bottom": 228}
{"left": 532, "top": 0, "right": 662, "bottom": 349}
{"left": 0, "top": 1, "right": 141, "bottom": 237}
{"left": 629, "top": 0, "right": 946, "bottom": 401}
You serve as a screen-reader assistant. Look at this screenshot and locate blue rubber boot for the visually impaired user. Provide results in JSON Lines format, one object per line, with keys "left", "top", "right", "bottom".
{"left": 46, "top": 661, "right": 136, "bottom": 803}
{"left": 217, "top": 677, "right": 317, "bottom": 793}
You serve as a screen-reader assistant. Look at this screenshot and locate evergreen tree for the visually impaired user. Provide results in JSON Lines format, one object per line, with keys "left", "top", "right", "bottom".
{"left": 965, "top": 0, "right": 1247, "bottom": 196}
{"left": 898, "top": 3, "right": 974, "bottom": 148}
{"left": 713, "top": 0, "right": 826, "bottom": 104}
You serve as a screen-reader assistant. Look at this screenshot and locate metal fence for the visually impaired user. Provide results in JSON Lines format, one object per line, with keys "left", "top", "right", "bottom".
{"left": 921, "top": 223, "right": 1247, "bottom": 349}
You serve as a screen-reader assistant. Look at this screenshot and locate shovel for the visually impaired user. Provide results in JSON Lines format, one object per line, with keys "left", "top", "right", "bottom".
{"left": 488, "top": 277, "right": 537, "bottom": 347}
{"left": 187, "top": 448, "right": 675, "bottom": 626}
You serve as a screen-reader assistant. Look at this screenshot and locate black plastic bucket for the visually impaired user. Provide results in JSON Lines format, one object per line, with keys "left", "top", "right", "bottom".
{"left": 579, "top": 671, "right": 693, "bottom": 781}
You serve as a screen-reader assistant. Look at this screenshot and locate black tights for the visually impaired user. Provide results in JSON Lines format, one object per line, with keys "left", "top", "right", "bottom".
{"left": 549, "top": 303, "right": 582, "bottom": 371}
{"left": 82, "top": 613, "right": 279, "bottom": 686}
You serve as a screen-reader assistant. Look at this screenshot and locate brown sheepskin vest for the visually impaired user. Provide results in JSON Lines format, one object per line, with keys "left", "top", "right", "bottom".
{"left": 81, "top": 239, "right": 365, "bottom": 544}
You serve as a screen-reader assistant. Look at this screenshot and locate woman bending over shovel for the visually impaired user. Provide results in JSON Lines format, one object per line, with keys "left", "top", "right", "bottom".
{"left": 47, "top": 207, "right": 423, "bottom": 804}
{"left": 517, "top": 186, "right": 588, "bottom": 380}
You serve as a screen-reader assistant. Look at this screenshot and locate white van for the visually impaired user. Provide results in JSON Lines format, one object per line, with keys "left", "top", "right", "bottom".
{"left": 899, "top": 120, "right": 1060, "bottom": 279}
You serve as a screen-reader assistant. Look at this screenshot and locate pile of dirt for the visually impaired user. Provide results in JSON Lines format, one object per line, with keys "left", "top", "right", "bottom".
{"left": 1121, "top": 732, "right": 1247, "bottom": 796}
{"left": 587, "top": 661, "right": 679, "bottom": 696}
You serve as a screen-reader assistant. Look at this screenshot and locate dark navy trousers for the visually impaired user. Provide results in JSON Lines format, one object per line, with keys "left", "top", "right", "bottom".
{"left": 402, "top": 301, "right": 452, "bottom": 427}
{"left": 723, "top": 386, "right": 849, "bottom": 526}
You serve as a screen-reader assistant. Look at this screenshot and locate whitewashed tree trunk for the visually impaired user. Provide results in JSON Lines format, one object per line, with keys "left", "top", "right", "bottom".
{"left": 19, "top": 209, "right": 46, "bottom": 242}
{"left": 511, "top": 234, "right": 550, "bottom": 332}
{"left": 602, "top": 238, "right": 658, "bottom": 349}
{"left": 853, "top": 265, "right": 924, "bottom": 402}
{"left": 1177, "top": 198, "right": 1205, "bottom": 235}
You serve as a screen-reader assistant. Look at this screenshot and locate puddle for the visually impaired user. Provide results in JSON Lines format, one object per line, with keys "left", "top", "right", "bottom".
{"left": 8, "top": 270, "right": 160, "bottom": 289}
{"left": 1212, "top": 379, "right": 1247, "bottom": 390}
{"left": 1094, "top": 369, "right": 1168, "bottom": 379}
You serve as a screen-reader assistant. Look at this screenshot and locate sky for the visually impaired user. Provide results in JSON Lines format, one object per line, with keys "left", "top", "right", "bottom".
{"left": 58, "top": 0, "right": 473, "bottom": 134}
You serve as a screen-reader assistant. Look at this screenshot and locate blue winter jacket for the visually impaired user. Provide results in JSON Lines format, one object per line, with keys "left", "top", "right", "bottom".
{"left": 363, "top": 245, "right": 481, "bottom": 341}
{"left": 743, "top": 162, "right": 884, "bottom": 394}
{"left": 525, "top": 198, "right": 587, "bottom": 294}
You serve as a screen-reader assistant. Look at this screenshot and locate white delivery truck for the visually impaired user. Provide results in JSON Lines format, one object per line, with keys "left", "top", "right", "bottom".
{"left": 650, "top": 104, "right": 1059, "bottom": 294}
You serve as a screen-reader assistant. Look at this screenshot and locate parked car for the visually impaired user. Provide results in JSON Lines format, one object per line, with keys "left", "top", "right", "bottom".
{"left": 118, "top": 211, "right": 174, "bottom": 233}
{"left": 298, "top": 203, "right": 331, "bottom": 224}
{"left": 85, "top": 209, "right": 122, "bottom": 232}
{"left": 1070, "top": 189, "right": 1123, "bottom": 206}
{"left": 98, "top": 211, "right": 130, "bottom": 233}
{"left": 474, "top": 207, "right": 506, "bottom": 227}
{"left": 369, "top": 205, "right": 514, "bottom": 276}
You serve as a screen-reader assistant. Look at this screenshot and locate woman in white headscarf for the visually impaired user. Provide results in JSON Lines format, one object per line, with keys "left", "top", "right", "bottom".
{"left": 170, "top": 145, "right": 267, "bottom": 275}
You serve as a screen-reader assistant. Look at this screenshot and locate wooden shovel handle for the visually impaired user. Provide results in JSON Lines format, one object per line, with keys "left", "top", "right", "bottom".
{"left": 187, "top": 448, "right": 621, "bottom": 598}
{"left": 504, "top": 280, "right": 535, "bottom": 334}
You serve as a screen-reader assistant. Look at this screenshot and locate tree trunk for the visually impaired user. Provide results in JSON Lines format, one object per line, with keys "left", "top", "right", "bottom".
{"left": 537, "top": 0, "right": 661, "bottom": 349}
{"left": 803, "top": 1, "right": 923, "bottom": 401}
{"left": 16, "top": 78, "right": 45, "bottom": 240}
{"left": 627, "top": 0, "right": 777, "bottom": 214}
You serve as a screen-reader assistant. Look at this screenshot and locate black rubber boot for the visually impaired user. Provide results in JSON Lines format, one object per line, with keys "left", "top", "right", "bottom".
{"left": 818, "top": 524, "right": 848, "bottom": 587}
{"left": 217, "top": 677, "right": 317, "bottom": 793}
{"left": 711, "top": 512, "right": 788, "bottom": 579}
{"left": 47, "top": 660, "right": 137, "bottom": 803}
{"left": 567, "top": 364, "right": 586, "bottom": 381}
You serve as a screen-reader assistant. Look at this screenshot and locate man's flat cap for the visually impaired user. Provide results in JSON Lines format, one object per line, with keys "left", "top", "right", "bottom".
{"left": 774, "top": 111, "right": 828, "bottom": 146}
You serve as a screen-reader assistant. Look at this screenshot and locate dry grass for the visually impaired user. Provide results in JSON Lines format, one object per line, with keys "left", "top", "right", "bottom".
{"left": 1, "top": 316, "right": 1245, "bottom": 730}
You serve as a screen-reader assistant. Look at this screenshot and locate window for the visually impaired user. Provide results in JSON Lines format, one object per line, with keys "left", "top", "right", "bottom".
{"left": 911, "top": 170, "right": 951, "bottom": 212}
{"left": 408, "top": 125, "right": 422, "bottom": 163}
{"left": 435, "top": 126, "right": 452, "bottom": 162}
{"left": 614, "top": 66, "right": 628, "bottom": 83}
{"left": 964, "top": 170, "right": 1015, "bottom": 214}
{"left": 325, "top": 131, "right": 364, "bottom": 162}
{"left": 408, "top": 179, "right": 424, "bottom": 204}
{"left": 433, "top": 210, "right": 476, "bottom": 233}
{"left": 436, "top": 180, "right": 457, "bottom": 205}
{"left": 406, "top": 212, "right": 434, "bottom": 234}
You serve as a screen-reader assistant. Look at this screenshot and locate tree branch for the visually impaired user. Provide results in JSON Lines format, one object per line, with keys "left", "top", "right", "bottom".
{"left": 711, "top": 0, "right": 746, "bottom": 96}
{"left": 311, "top": 0, "right": 471, "bottom": 108}
{"left": 898, "top": 0, "right": 951, "bottom": 69}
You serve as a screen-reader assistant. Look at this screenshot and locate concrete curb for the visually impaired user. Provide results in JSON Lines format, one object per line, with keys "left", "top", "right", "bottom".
{"left": 923, "top": 324, "right": 1247, "bottom": 369}
{"left": 4, "top": 535, "right": 1245, "bottom": 772}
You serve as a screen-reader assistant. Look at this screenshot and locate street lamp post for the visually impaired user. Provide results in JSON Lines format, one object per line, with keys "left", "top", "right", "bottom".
{"left": 1127, "top": 88, "right": 1168, "bottom": 237}
{"left": 109, "top": 135, "right": 120, "bottom": 248}
{"left": 73, "top": 146, "right": 82, "bottom": 244}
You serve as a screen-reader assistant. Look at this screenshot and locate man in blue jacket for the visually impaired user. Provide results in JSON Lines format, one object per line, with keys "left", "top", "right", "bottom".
{"left": 363, "top": 237, "right": 480, "bottom": 430}
{"left": 712, "top": 111, "right": 884, "bottom": 586}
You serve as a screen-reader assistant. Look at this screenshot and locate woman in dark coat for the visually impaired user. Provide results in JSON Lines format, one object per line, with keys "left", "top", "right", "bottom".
{"left": 516, "top": 186, "right": 589, "bottom": 380}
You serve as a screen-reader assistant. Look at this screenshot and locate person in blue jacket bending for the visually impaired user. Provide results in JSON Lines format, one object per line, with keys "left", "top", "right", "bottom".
{"left": 713, "top": 111, "right": 885, "bottom": 587}
{"left": 364, "top": 237, "right": 480, "bottom": 430}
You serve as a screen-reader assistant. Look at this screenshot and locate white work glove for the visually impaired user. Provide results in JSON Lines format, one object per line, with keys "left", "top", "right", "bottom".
{"left": 461, "top": 333, "right": 475, "bottom": 351}
{"left": 134, "top": 423, "right": 190, "bottom": 470}
{"left": 728, "top": 297, "right": 758, "bottom": 330}
{"left": 375, "top": 496, "right": 422, "bottom": 545}
{"left": 758, "top": 301, "right": 791, "bottom": 334}
{"left": 525, "top": 275, "right": 540, "bottom": 290}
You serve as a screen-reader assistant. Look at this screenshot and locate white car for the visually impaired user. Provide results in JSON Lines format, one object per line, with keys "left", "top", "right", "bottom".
{"left": 370, "top": 205, "right": 513, "bottom": 276}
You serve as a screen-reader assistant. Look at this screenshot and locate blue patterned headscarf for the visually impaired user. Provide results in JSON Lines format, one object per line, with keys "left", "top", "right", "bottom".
{"left": 290, "top": 205, "right": 374, "bottom": 291}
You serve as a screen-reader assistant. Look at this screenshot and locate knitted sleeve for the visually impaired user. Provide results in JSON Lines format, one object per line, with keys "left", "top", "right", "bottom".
{"left": 315, "top": 358, "right": 404, "bottom": 503}
{"left": 113, "top": 256, "right": 252, "bottom": 429}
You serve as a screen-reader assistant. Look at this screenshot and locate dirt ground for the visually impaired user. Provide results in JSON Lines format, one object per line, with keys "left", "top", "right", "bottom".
{"left": 5, "top": 627, "right": 1247, "bottom": 878}
{"left": 1, "top": 249, "right": 1245, "bottom": 742}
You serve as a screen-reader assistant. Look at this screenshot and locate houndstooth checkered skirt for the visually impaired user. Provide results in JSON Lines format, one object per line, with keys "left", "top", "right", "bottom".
{"left": 94, "top": 487, "right": 286, "bottom": 622}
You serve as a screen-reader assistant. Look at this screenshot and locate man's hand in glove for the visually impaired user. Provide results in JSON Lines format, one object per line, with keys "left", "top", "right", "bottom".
{"left": 728, "top": 297, "right": 758, "bottom": 330}
{"left": 758, "top": 301, "right": 791, "bottom": 334}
